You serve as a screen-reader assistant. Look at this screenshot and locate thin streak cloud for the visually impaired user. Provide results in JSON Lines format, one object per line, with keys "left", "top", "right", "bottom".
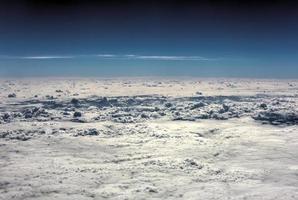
{"left": 131, "top": 55, "right": 211, "bottom": 61}
{"left": 23, "top": 56, "right": 75, "bottom": 59}
{"left": 0, "top": 55, "right": 74, "bottom": 59}
{"left": 0, "top": 54, "right": 215, "bottom": 61}
{"left": 96, "top": 54, "right": 116, "bottom": 57}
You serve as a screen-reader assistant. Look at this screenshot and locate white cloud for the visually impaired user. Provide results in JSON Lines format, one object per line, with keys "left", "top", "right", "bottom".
{"left": 0, "top": 55, "right": 74, "bottom": 59}
{"left": 131, "top": 55, "right": 211, "bottom": 61}
{"left": 22, "top": 56, "right": 74, "bottom": 59}
{"left": 0, "top": 54, "right": 214, "bottom": 61}
{"left": 95, "top": 54, "right": 116, "bottom": 57}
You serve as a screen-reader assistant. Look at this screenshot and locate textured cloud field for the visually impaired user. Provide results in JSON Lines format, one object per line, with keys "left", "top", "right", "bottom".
{"left": 1, "top": 78, "right": 298, "bottom": 200}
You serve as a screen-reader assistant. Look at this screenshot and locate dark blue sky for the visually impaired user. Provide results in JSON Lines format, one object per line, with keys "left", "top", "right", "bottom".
{"left": 0, "top": 0, "right": 297, "bottom": 77}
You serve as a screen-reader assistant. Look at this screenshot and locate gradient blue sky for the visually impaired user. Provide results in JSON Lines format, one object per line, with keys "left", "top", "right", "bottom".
{"left": 0, "top": 0, "right": 297, "bottom": 77}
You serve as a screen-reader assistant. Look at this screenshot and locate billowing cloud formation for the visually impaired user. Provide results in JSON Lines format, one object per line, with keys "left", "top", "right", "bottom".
{"left": 0, "top": 54, "right": 214, "bottom": 61}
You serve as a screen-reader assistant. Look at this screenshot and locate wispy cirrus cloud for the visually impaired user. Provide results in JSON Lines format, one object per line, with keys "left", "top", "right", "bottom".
{"left": 0, "top": 54, "right": 216, "bottom": 61}
{"left": 95, "top": 54, "right": 117, "bottom": 58}
{"left": 125, "top": 55, "right": 211, "bottom": 61}
{"left": 22, "top": 56, "right": 75, "bottom": 59}
{"left": 0, "top": 55, "right": 74, "bottom": 59}
{"left": 95, "top": 54, "right": 215, "bottom": 61}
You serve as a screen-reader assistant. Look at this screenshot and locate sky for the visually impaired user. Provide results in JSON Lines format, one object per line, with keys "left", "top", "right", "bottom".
{"left": 0, "top": 0, "right": 297, "bottom": 78}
